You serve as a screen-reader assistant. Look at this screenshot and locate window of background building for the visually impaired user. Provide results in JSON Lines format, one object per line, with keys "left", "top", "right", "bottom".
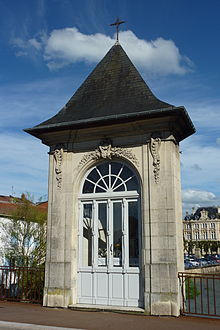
{"left": 204, "top": 232, "right": 208, "bottom": 240}
{"left": 187, "top": 234, "right": 191, "bottom": 240}
{"left": 195, "top": 232, "right": 200, "bottom": 240}
{"left": 211, "top": 232, "right": 216, "bottom": 240}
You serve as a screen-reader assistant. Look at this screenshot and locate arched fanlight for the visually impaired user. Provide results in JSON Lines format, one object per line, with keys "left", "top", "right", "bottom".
{"left": 82, "top": 162, "right": 139, "bottom": 194}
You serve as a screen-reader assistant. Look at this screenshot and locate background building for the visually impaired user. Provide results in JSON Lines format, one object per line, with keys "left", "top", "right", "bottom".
{"left": 0, "top": 195, "right": 47, "bottom": 266}
{"left": 183, "top": 207, "right": 220, "bottom": 254}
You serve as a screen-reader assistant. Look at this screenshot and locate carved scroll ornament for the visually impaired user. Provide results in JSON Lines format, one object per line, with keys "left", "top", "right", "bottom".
{"left": 54, "top": 146, "right": 64, "bottom": 188}
{"left": 79, "top": 142, "right": 139, "bottom": 168}
{"left": 150, "top": 138, "right": 161, "bottom": 184}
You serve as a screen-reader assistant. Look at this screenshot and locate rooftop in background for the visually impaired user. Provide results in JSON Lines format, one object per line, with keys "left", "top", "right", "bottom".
{"left": 36, "top": 201, "right": 48, "bottom": 210}
{"left": 184, "top": 206, "right": 220, "bottom": 221}
{"left": 0, "top": 195, "right": 48, "bottom": 217}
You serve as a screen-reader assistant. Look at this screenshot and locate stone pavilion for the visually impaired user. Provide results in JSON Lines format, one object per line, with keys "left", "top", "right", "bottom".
{"left": 25, "top": 40, "right": 195, "bottom": 316}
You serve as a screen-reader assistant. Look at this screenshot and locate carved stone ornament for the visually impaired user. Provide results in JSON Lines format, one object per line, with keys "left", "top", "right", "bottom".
{"left": 54, "top": 145, "right": 64, "bottom": 188}
{"left": 79, "top": 141, "right": 139, "bottom": 168}
{"left": 150, "top": 138, "right": 161, "bottom": 184}
{"left": 199, "top": 209, "right": 209, "bottom": 221}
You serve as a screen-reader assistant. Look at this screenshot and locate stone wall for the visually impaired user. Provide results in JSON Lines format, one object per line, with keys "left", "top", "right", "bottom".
{"left": 185, "top": 265, "right": 220, "bottom": 274}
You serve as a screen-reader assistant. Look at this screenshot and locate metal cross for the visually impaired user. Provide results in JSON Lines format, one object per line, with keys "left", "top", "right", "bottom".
{"left": 110, "top": 18, "right": 126, "bottom": 42}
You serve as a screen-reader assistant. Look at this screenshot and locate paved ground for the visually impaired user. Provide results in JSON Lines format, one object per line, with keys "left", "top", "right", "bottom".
{"left": 0, "top": 301, "right": 220, "bottom": 330}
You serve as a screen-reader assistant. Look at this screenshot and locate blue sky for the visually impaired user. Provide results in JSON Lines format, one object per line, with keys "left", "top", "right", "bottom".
{"left": 0, "top": 0, "right": 219, "bottom": 213}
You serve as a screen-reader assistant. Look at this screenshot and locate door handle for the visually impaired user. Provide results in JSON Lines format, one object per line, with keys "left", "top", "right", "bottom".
{"left": 110, "top": 244, "right": 113, "bottom": 253}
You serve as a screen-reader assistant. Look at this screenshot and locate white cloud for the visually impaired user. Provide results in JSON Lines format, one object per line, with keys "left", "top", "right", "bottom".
{"left": 11, "top": 37, "right": 28, "bottom": 49}
{"left": 28, "top": 38, "right": 42, "bottom": 50}
{"left": 181, "top": 135, "right": 220, "bottom": 190}
{"left": 182, "top": 189, "right": 216, "bottom": 203}
{"left": 120, "top": 32, "right": 189, "bottom": 75}
{"left": 10, "top": 31, "right": 46, "bottom": 57}
{"left": 180, "top": 134, "right": 220, "bottom": 215}
{"left": 12, "top": 27, "right": 192, "bottom": 75}
{"left": 44, "top": 28, "right": 112, "bottom": 67}
{"left": 186, "top": 100, "right": 220, "bottom": 131}
{"left": 182, "top": 189, "right": 220, "bottom": 215}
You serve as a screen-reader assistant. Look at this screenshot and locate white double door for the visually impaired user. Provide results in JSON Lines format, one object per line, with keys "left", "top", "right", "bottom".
{"left": 78, "top": 198, "right": 142, "bottom": 307}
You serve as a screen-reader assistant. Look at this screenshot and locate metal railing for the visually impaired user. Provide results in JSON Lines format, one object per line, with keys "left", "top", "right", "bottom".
{"left": 0, "top": 266, "right": 45, "bottom": 304}
{"left": 179, "top": 272, "right": 220, "bottom": 317}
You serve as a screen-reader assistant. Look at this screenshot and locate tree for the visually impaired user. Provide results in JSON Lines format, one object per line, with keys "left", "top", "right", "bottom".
{"left": 196, "top": 241, "right": 204, "bottom": 255}
{"left": 185, "top": 278, "right": 200, "bottom": 299}
{"left": 185, "top": 240, "right": 195, "bottom": 254}
{"left": 210, "top": 241, "right": 218, "bottom": 254}
{"left": 0, "top": 193, "right": 47, "bottom": 267}
{"left": 203, "top": 240, "right": 211, "bottom": 254}
{"left": 183, "top": 237, "right": 188, "bottom": 253}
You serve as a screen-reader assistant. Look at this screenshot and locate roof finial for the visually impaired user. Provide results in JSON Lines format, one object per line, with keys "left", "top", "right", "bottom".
{"left": 110, "top": 17, "right": 126, "bottom": 42}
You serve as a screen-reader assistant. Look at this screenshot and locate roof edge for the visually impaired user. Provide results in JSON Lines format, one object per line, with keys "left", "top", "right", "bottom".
{"left": 24, "top": 106, "right": 195, "bottom": 135}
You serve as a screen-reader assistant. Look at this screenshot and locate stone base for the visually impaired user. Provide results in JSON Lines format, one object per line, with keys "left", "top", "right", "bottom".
{"left": 151, "top": 301, "right": 179, "bottom": 316}
{"left": 144, "top": 292, "right": 180, "bottom": 316}
{"left": 43, "top": 288, "right": 74, "bottom": 308}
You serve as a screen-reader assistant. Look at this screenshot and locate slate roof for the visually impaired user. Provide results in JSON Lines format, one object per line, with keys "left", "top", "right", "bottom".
{"left": 184, "top": 207, "right": 220, "bottom": 220}
{"left": 25, "top": 42, "right": 195, "bottom": 139}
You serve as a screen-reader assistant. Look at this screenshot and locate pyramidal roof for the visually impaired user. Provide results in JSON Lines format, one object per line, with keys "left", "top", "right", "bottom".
{"left": 25, "top": 42, "right": 195, "bottom": 138}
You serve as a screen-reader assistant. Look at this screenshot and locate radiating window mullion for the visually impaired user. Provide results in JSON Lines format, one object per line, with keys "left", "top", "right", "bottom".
{"left": 94, "top": 182, "right": 107, "bottom": 192}
{"left": 111, "top": 175, "right": 119, "bottom": 190}
{"left": 123, "top": 175, "right": 134, "bottom": 184}
{"left": 113, "top": 175, "right": 134, "bottom": 191}
{"left": 109, "top": 163, "right": 111, "bottom": 189}
{"left": 96, "top": 167, "right": 109, "bottom": 190}
{"left": 96, "top": 178, "right": 109, "bottom": 191}
{"left": 84, "top": 178, "right": 96, "bottom": 193}
{"left": 85, "top": 178, "right": 96, "bottom": 186}
{"left": 111, "top": 165, "right": 124, "bottom": 190}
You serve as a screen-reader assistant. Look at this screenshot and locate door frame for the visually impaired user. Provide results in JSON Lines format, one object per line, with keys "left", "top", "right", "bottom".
{"left": 77, "top": 161, "right": 143, "bottom": 307}
{"left": 77, "top": 195, "right": 142, "bottom": 306}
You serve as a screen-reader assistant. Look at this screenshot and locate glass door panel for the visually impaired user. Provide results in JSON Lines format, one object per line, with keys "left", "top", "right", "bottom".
{"left": 82, "top": 203, "right": 93, "bottom": 267}
{"left": 98, "top": 202, "right": 107, "bottom": 266}
{"left": 128, "top": 201, "right": 139, "bottom": 267}
{"left": 81, "top": 199, "right": 140, "bottom": 269}
{"left": 113, "top": 201, "right": 123, "bottom": 267}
